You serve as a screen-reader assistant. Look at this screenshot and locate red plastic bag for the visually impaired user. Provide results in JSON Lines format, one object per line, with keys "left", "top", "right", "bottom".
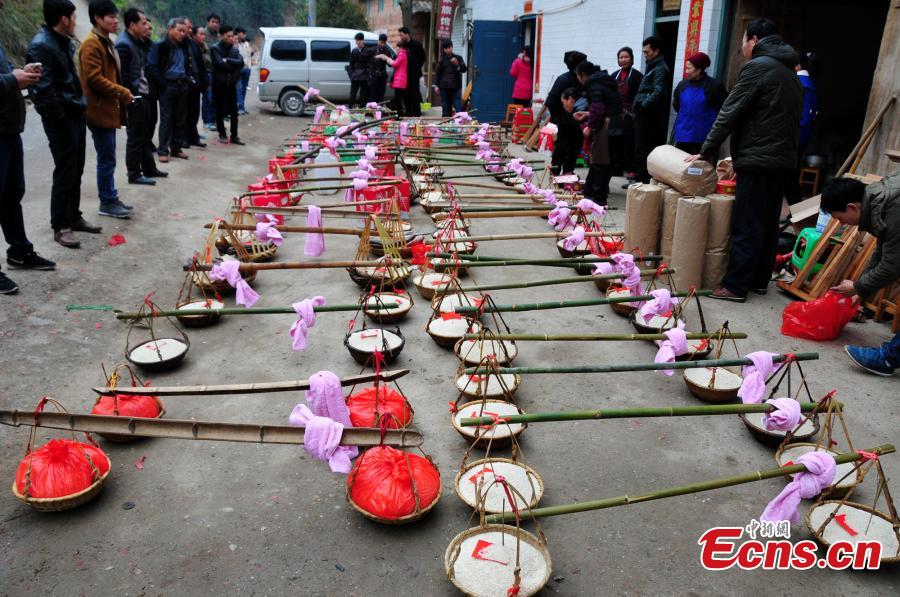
{"left": 346, "top": 386, "right": 412, "bottom": 428}
{"left": 15, "top": 439, "right": 111, "bottom": 498}
{"left": 91, "top": 394, "right": 161, "bottom": 419}
{"left": 347, "top": 446, "right": 440, "bottom": 520}
{"left": 781, "top": 291, "right": 859, "bottom": 341}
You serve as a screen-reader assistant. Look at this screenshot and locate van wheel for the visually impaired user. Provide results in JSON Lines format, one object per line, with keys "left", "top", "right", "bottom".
{"left": 279, "top": 90, "right": 306, "bottom": 116}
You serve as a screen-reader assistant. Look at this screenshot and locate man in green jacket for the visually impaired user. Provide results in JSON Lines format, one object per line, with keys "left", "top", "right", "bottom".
{"left": 686, "top": 18, "right": 802, "bottom": 302}
{"left": 633, "top": 36, "right": 669, "bottom": 184}
{"left": 823, "top": 173, "right": 900, "bottom": 376}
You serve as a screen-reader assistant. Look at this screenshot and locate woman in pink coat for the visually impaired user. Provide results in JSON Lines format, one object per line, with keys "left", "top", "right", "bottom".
{"left": 509, "top": 46, "right": 534, "bottom": 107}
{"left": 377, "top": 40, "right": 408, "bottom": 116}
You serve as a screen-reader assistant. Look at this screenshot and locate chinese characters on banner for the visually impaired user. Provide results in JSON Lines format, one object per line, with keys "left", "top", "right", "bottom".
{"left": 683, "top": 0, "right": 704, "bottom": 76}
{"left": 436, "top": 0, "right": 456, "bottom": 39}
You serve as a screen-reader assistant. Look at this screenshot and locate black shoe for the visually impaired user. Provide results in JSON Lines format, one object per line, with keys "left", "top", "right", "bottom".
{"left": 7, "top": 251, "right": 56, "bottom": 270}
{"left": 0, "top": 272, "right": 20, "bottom": 294}
{"left": 128, "top": 175, "right": 157, "bottom": 186}
{"left": 749, "top": 287, "right": 768, "bottom": 295}
{"left": 218, "top": 134, "right": 228, "bottom": 143}
{"left": 71, "top": 218, "right": 102, "bottom": 234}
{"left": 190, "top": 142, "right": 208, "bottom": 148}
{"left": 146, "top": 170, "right": 168, "bottom": 178}
{"left": 230, "top": 137, "right": 245, "bottom": 146}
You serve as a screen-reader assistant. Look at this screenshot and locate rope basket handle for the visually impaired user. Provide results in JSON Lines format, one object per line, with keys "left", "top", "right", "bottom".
{"left": 100, "top": 362, "right": 147, "bottom": 415}
{"left": 23, "top": 398, "right": 102, "bottom": 499}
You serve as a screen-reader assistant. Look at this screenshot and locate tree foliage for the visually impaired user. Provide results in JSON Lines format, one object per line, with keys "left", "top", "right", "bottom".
{"left": 296, "top": 0, "right": 369, "bottom": 30}
{"left": 0, "top": 0, "right": 43, "bottom": 63}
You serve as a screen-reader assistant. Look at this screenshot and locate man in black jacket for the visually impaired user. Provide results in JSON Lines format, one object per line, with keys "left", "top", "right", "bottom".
{"left": 399, "top": 27, "right": 425, "bottom": 117}
{"left": 116, "top": 7, "right": 164, "bottom": 185}
{"left": 348, "top": 33, "right": 371, "bottom": 109}
{"left": 576, "top": 61, "right": 623, "bottom": 204}
{"left": 0, "top": 0, "right": 56, "bottom": 293}
{"left": 687, "top": 18, "right": 802, "bottom": 302}
{"left": 368, "top": 33, "right": 394, "bottom": 104}
{"left": 27, "top": 0, "right": 103, "bottom": 248}
{"left": 545, "top": 50, "right": 586, "bottom": 175}
{"left": 211, "top": 25, "right": 245, "bottom": 145}
{"left": 633, "top": 36, "right": 670, "bottom": 184}
{"left": 183, "top": 18, "right": 207, "bottom": 149}
{"left": 148, "top": 17, "right": 191, "bottom": 162}
{"left": 435, "top": 41, "right": 466, "bottom": 117}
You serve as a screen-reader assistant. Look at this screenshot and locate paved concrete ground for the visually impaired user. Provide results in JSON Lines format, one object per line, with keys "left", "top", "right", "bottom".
{"left": 1, "top": 82, "right": 898, "bottom": 595}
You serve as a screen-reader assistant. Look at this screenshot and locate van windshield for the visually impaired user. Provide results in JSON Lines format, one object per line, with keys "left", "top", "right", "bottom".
{"left": 311, "top": 40, "right": 351, "bottom": 62}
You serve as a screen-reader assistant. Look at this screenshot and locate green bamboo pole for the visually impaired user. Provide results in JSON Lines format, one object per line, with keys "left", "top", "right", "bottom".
{"left": 485, "top": 444, "right": 895, "bottom": 524}
{"left": 454, "top": 291, "right": 711, "bottom": 313}
{"left": 437, "top": 171, "right": 516, "bottom": 180}
{"left": 184, "top": 259, "right": 400, "bottom": 272}
{"left": 279, "top": 159, "right": 394, "bottom": 171}
{"left": 239, "top": 179, "right": 401, "bottom": 197}
{"left": 460, "top": 400, "right": 842, "bottom": 427}
{"left": 426, "top": 231, "right": 625, "bottom": 243}
{"left": 461, "top": 331, "right": 742, "bottom": 342}
{"left": 463, "top": 352, "right": 819, "bottom": 376}
{"left": 115, "top": 302, "right": 398, "bottom": 320}
{"left": 456, "top": 268, "right": 670, "bottom": 292}
{"left": 202, "top": 222, "right": 364, "bottom": 235}
{"left": 428, "top": 252, "right": 664, "bottom": 264}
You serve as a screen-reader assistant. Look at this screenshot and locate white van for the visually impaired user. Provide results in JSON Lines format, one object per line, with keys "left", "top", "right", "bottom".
{"left": 257, "top": 26, "right": 393, "bottom": 116}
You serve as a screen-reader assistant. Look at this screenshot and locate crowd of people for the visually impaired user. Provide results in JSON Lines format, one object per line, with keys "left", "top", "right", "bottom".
{"left": 0, "top": 0, "right": 256, "bottom": 294}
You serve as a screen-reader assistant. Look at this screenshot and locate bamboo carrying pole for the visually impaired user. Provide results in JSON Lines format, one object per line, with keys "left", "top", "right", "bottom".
{"left": 462, "top": 332, "right": 744, "bottom": 342}
{"left": 464, "top": 352, "right": 819, "bottom": 375}
{"left": 202, "top": 222, "right": 366, "bottom": 235}
{"left": 428, "top": 252, "right": 664, "bottom": 265}
{"left": 116, "top": 302, "right": 399, "bottom": 321}
{"left": 93, "top": 369, "right": 409, "bottom": 396}
{"left": 0, "top": 410, "right": 423, "bottom": 448}
{"left": 454, "top": 291, "right": 711, "bottom": 313}
{"left": 460, "top": 400, "right": 842, "bottom": 426}
{"left": 456, "top": 268, "right": 671, "bottom": 292}
{"left": 485, "top": 444, "right": 895, "bottom": 523}
{"left": 427, "top": 230, "right": 625, "bottom": 243}
{"left": 183, "top": 259, "right": 403, "bottom": 272}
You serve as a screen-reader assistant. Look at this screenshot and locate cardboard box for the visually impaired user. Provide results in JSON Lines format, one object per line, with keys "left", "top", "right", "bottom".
{"left": 789, "top": 194, "right": 821, "bottom": 234}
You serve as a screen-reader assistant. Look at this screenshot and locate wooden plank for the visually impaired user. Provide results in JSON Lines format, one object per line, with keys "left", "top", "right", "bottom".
{"left": 858, "top": 1, "right": 900, "bottom": 176}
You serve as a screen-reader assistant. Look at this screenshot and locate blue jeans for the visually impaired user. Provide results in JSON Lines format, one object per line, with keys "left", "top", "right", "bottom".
{"left": 202, "top": 73, "right": 216, "bottom": 125}
{"left": 237, "top": 67, "right": 251, "bottom": 112}
{"left": 440, "top": 87, "right": 461, "bottom": 117}
{"left": 88, "top": 125, "right": 118, "bottom": 204}
{"left": 884, "top": 333, "right": 900, "bottom": 368}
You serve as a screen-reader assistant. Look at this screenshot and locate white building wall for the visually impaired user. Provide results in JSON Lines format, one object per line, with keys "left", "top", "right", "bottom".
{"left": 461, "top": 0, "right": 652, "bottom": 100}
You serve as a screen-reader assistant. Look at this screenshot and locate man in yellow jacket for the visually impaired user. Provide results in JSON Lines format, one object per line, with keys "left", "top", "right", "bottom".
{"left": 78, "top": 0, "right": 134, "bottom": 219}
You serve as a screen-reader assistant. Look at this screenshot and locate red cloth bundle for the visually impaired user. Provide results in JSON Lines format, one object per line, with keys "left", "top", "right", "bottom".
{"left": 15, "top": 439, "right": 110, "bottom": 498}
{"left": 347, "top": 446, "right": 440, "bottom": 520}
{"left": 91, "top": 394, "right": 161, "bottom": 418}
{"left": 346, "top": 386, "right": 412, "bottom": 428}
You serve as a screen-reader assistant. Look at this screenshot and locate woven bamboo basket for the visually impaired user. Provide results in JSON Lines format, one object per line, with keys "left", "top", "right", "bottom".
{"left": 222, "top": 212, "right": 278, "bottom": 262}
{"left": 606, "top": 285, "right": 636, "bottom": 316}
{"left": 12, "top": 467, "right": 109, "bottom": 512}
{"left": 455, "top": 372, "right": 522, "bottom": 400}
{"left": 427, "top": 316, "right": 483, "bottom": 349}
{"left": 413, "top": 271, "right": 454, "bottom": 300}
{"left": 347, "top": 260, "right": 411, "bottom": 291}
{"left": 454, "top": 338, "right": 518, "bottom": 366}
{"left": 805, "top": 501, "right": 900, "bottom": 564}
{"left": 346, "top": 448, "right": 442, "bottom": 525}
{"left": 775, "top": 443, "right": 862, "bottom": 498}
{"left": 739, "top": 411, "right": 820, "bottom": 448}
{"left": 175, "top": 298, "right": 225, "bottom": 328}
{"left": 445, "top": 524, "right": 551, "bottom": 597}
{"left": 344, "top": 327, "right": 405, "bottom": 365}
{"left": 682, "top": 367, "right": 742, "bottom": 403}
{"left": 451, "top": 400, "right": 526, "bottom": 449}
{"left": 363, "top": 292, "right": 414, "bottom": 324}
{"left": 556, "top": 237, "right": 591, "bottom": 258}
{"left": 454, "top": 458, "right": 544, "bottom": 513}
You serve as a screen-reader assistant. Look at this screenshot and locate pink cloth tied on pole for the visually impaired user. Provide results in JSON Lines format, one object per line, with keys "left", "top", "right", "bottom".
{"left": 364, "top": 145, "right": 377, "bottom": 160}
{"left": 313, "top": 105, "right": 325, "bottom": 124}
{"left": 365, "top": 102, "right": 379, "bottom": 110}
{"left": 305, "top": 370, "right": 356, "bottom": 435}
{"left": 577, "top": 198, "right": 606, "bottom": 219}
{"left": 562, "top": 226, "right": 586, "bottom": 252}
{"left": 638, "top": 288, "right": 679, "bottom": 324}
{"left": 654, "top": 321, "right": 688, "bottom": 375}
{"left": 304, "top": 205, "right": 325, "bottom": 256}
{"left": 209, "top": 261, "right": 259, "bottom": 307}
{"left": 399, "top": 121, "right": 409, "bottom": 142}
{"left": 356, "top": 158, "right": 375, "bottom": 173}
{"left": 304, "top": 87, "right": 320, "bottom": 102}
{"left": 454, "top": 111, "right": 472, "bottom": 124}
{"left": 760, "top": 451, "right": 836, "bottom": 523}
{"left": 737, "top": 351, "right": 779, "bottom": 404}
{"left": 762, "top": 397, "right": 802, "bottom": 431}
{"left": 289, "top": 296, "right": 326, "bottom": 350}
{"left": 548, "top": 201, "right": 574, "bottom": 231}
{"left": 288, "top": 404, "right": 355, "bottom": 474}
{"left": 255, "top": 221, "right": 284, "bottom": 246}
{"left": 352, "top": 130, "right": 368, "bottom": 143}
